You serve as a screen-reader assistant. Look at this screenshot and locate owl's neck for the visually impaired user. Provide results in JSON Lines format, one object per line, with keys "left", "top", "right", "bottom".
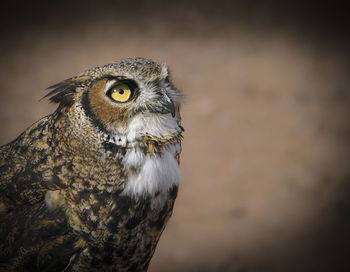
{"left": 51, "top": 106, "right": 183, "bottom": 207}
{"left": 106, "top": 113, "right": 183, "bottom": 206}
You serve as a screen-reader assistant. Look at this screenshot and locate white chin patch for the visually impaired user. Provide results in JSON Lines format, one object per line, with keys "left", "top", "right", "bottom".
{"left": 125, "top": 113, "right": 181, "bottom": 142}
{"left": 122, "top": 144, "right": 180, "bottom": 204}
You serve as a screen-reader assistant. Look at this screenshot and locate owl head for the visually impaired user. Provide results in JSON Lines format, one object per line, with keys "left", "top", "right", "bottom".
{"left": 45, "top": 58, "right": 182, "bottom": 146}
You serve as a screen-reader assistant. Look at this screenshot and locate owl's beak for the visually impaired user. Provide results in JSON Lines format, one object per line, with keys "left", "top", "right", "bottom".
{"left": 158, "top": 88, "right": 175, "bottom": 118}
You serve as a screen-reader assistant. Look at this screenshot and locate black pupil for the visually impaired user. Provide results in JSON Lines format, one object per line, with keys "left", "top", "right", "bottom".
{"left": 118, "top": 89, "right": 124, "bottom": 95}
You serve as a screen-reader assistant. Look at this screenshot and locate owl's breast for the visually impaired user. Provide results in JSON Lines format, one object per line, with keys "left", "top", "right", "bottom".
{"left": 64, "top": 185, "right": 178, "bottom": 271}
{"left": 62, "top": 141, "right": 180, "bottom": 240}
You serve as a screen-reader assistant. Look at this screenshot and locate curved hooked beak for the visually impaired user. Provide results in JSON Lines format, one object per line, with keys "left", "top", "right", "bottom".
{"left": 157, "top": 88, "right": 176, "bottom": 117}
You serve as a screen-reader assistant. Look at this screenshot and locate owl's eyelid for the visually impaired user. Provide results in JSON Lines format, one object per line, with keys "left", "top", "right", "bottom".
{"left": 105, "top": 79, "right": 139, "bottom": 92}
{"left": 104, "top": 80, "right": 118, "bottom": 94}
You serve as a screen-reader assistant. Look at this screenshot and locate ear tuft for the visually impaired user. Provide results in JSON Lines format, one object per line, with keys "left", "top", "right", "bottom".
{"left": 43, "top": 78, "right": 83, "bottom": 107}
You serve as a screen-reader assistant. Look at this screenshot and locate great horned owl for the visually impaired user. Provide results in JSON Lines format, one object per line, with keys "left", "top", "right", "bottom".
{"left": 0, "top": 58, "right": 183, "bottom": 271}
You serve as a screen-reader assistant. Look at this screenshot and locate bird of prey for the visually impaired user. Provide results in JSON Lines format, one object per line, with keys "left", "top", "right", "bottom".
{"left": 0, "top": 57, "right": 183, "bottom": 271}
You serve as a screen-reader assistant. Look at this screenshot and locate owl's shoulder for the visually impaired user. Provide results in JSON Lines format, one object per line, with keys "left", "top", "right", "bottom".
{"left": 0, "top": 115, "right": 55, "bottom": 211}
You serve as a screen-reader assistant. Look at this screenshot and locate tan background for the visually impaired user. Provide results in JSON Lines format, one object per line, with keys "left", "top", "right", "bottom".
{"left": 1, "top": 1, "right": 349, "bottom": 271}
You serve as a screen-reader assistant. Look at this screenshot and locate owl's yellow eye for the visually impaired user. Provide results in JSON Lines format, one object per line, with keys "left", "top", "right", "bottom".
{"left": 109, "top": 84, "right": 132, "bottom": 103}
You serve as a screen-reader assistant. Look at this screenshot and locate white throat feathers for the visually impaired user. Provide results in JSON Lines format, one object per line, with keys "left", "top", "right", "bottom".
{"left": 108, "top": 113, "right": 182, "bottom": 207}
{"left": 122, "top": 143, "right": 181, "bottom": 197}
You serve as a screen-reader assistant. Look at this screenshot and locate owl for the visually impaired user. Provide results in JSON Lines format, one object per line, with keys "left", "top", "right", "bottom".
{"left": 0, "top": 58, "right": 183, "bottom": 271}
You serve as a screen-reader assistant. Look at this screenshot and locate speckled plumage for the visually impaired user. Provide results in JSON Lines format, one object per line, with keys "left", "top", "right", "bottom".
{"left": 0, "top": 58, "right": 183, "bottom": 271}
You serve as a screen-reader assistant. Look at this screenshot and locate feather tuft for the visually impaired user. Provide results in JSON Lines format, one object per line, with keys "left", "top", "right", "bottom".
{"left": 42, "top": 78, "right": 83, "bottom": 107}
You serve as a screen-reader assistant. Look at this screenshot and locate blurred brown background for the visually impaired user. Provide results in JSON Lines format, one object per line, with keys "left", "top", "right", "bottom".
{"left": 1, "top": 1, "right": 350, "bottom": 271}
